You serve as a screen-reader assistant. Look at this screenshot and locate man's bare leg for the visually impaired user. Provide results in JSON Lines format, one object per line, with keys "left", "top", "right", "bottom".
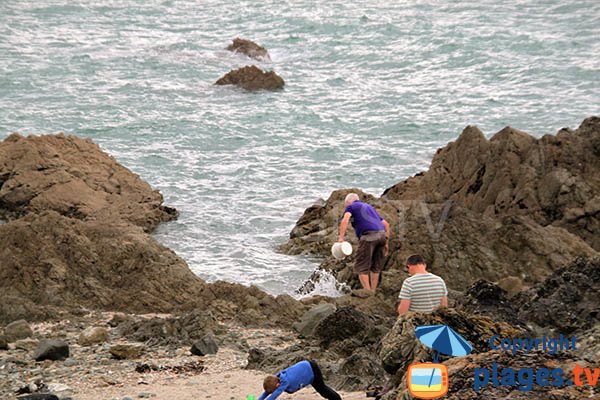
{"left": 370, "top": 272, "right": 380, "bottom": 292}
{"left": 358, "top": 274, "right": 371, "bottom": 291}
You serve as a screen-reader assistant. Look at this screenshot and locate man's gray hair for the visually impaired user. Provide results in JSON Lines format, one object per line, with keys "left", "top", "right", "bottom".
{"left": 344, "top": 193, "right": 359, "bottom": 206}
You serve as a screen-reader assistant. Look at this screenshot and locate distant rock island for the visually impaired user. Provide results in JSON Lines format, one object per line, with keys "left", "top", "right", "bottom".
{"left": 215, "top": 65, "right": 285, "bottom": 91}
{"left": 226, "top": 38, "right": 271, "bottom": 61}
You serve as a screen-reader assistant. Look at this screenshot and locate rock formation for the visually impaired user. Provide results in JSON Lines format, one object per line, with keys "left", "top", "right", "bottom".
{"left": 226, "top": 38, "right": 271, "bottom": 61}
{"left": 283, "top": 118, "right": 600, "bottom": 296}
{"left": 215, "top": 65, "right": 285, "bottom": 90}
{"left": 0, "top": 133, "right": 306, "bottom": 326}
{"left": 0, "top": 133, "right": 177, "bottom": 231}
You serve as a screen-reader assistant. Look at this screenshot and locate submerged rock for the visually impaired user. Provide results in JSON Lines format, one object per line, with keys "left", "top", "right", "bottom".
{"left": 226, "top": 38, "right": 271, "bottom": 61}
{"left": 215, "top": 65, "right": 284, "bottom": 90}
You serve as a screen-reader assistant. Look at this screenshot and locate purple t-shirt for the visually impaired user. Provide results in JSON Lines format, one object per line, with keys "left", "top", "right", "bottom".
{"left": 344, "top": 201, "right": 385, "bottom": 238}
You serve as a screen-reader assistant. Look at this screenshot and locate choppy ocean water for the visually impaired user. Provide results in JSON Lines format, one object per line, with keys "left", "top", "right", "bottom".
{"left": 1, "top": 0, "right": 599, "bottom": 296}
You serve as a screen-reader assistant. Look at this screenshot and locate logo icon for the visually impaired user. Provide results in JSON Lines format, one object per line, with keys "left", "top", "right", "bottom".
{"left": 407, "top": 362, "right": 448, "bottom": 399}
{"left": 408, "top": 324, "right": 473, "bottom": 399}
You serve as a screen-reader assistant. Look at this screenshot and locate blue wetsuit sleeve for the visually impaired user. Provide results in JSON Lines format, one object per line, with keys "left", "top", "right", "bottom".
{"left": 265, "top": 384, "right": 286, "bottom": 400}
{"left": 258, "top": 392, "right": 268, "bottom": 400}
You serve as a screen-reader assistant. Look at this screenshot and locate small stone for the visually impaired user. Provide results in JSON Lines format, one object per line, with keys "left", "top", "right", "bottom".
{"left": 16, "top": 395, "right": 59, "bottom": 400}
{"left": 78, "top": 327, "right": 109, "bottom": 346}
{"left": 47, "top": 383, "right": 71, "bottom": 393}
{"left": 4, "top": 320, "right": 33, "bottom": 342}
{"left": 108, "top": 313, "right": 129, "bottom": 327}
{"left": 62, "top": 359, "right": 78, "bottom": 367}
{"left": 15, "top": 338, "right": 39, "bottom": 351}
{"left": 109, "top": 344, "right": 145, "bottom": 360}
{"left": 190, "top": 334, "right": 218, "bottom": 356}
{"left": 33, "top": 340, "right": 69, "bottom": 362}
{"left": 137, "top": 393, "right": 155, "bottom": 398}
{"left": 0, "top": 335, "right": 9, "bottom": 350}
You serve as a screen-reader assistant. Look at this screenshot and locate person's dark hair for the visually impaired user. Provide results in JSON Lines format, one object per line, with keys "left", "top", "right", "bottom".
{"left": 406, "top": 254, "right": 426, "bottom": 266}
{"left": 264, "top": 375, "right": 280, "bottom": 394}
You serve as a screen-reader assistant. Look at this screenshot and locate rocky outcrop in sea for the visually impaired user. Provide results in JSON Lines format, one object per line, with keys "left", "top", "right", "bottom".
{"left": 215, "top": 65, "right": 285, "bottom": 90}
{"left": 226, "top": 38, "right": 271, "bottom": 61}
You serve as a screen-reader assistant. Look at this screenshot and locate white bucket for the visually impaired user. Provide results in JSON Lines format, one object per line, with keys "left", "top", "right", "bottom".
{"left": 331, "top": 241, "right": 353, "bottom": 259}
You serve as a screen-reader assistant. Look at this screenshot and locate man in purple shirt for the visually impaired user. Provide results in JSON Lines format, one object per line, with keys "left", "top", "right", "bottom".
{"left": 258, "top": 360, "right": 341, "bottom": 400}
{"left": 338, "top": 193, "right": 390, "bottom": 292}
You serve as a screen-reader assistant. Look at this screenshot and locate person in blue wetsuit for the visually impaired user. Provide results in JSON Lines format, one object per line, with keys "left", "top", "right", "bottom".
{"left": 258, "top": 360, "right": 342, "bottom": 400}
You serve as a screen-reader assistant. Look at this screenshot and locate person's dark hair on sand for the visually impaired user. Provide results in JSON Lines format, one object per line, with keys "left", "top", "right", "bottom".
{"left": 406, "top": 254, "right": 426, "bottom": 266}
{"left": 263, "top": 375, "right": 279, "bottom": 393}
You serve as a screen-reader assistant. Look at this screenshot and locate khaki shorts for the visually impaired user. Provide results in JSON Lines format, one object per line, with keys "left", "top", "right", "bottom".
{"left": 354, "top": 231, "right": 387, "bottom": 274}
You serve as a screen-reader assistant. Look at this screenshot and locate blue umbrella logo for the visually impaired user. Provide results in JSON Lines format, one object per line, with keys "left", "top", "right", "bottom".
{"left": 415, "top": 324, "right": 473, "bottom": 362}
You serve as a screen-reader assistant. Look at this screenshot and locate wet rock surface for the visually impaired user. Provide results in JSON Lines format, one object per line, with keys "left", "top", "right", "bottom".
{"left": 226, "top": 38, "right": 271, "bottom": 60}
{"left": 514, "top": 256, "right": 600, "bottom": 334}
{"left": 215, "top": 65, "right": 285, "bottom": 90}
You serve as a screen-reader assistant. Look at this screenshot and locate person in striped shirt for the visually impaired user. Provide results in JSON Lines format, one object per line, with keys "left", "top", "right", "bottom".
{"left": 397, "top": 254, "right": 448, "bottom": 315}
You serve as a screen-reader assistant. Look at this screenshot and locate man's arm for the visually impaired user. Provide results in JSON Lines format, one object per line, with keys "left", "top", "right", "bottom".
{"left": 439, "top": 296, "right": 448, "bottom": 308}
{"left": 258, "top": 392, "right": 268, "bottom": 400}
{"left": 398, "top": 299, "right": 411, "bottom": 316}
{"left": 265, "top": 385, "right": 286, "bottom": 400}
{"left": 338, "top": 212, "right": 352, "bottom": 242}
{"left": 382, "top": 219, "right": 390, "bottom": 256}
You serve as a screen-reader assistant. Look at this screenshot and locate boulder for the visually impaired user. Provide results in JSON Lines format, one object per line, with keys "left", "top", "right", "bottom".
{"left": 190, "top": 334, "right": 219, "bottom": 356}
{"left": 226, "top": 38, "right": 271, "bottom": 60}
{"left": 455, "top": 280, "right": 526, "bottom": 327}
{"left": 15, "top": 338, "right": 39, "bottom": 351}
{"left": 33, "top": 339, "right": 69, "bottom": 361}
{"left": 78, "top": 326, "right": 109, "bottom": 346}
{"left": 109, "top": 343, "right": 145, "bottom": 360}
{"left": 515, "top": 256, "right": 600, "bottom": 333}
{"left": 0, "top": 133, "right": 177, "bottom": 231}
{"left": 0, "top": 211, "right": 208, "bottom": 323}
{"left": 215, "top": 65, "right": 284, "bottom": 90}
{"left": 4, "top": 319, "right": 33, "bottom": 342}
{"left": 313, "top": 306, "right": 369, "bottom": 346}
{"left": 0, "top": 335, "right": 8, "bottom": 350}
{"left": 292, "top": 303, "right": 336, "bottom": 338}
{"left": 17, "top": 395, "right": 60, "bottom": 400}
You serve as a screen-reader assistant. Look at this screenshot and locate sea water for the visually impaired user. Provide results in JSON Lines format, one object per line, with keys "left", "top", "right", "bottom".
{"left": 1, "top": 0, "right": 599, "bottom": 296}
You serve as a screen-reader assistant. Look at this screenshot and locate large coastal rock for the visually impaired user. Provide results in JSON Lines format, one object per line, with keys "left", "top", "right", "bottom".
{"left": 0, "top": 133, "right": 306, "bottom": 326}
{"left": 215, "top": 65, "right": 284, "bottom": 90}
{"left": 514, "top": 256, "right": 600, "bottom": 334}
{"left": 226, "top": 38, "right": 271, "bottom": 61}
{"left": 283, "top": 118, "right": 600, "bottom": 295}
{"left": 0, "top": 210, "right": 207, "bottom": 323}
{"left": 0, "top": 133, "right": 176, "bottom": 231}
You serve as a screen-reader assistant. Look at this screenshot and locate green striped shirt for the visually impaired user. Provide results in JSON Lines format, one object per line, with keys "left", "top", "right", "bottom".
{"left": 399, "top": 273, "right": 448, "bottom": 313}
